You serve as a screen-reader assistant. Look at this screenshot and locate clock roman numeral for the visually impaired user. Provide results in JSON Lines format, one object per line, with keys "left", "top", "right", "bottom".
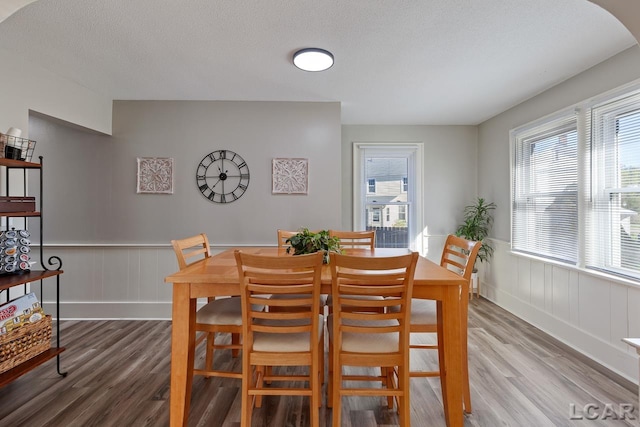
{"left": 238, "top": 183, "right": 248, "bottom": 191}
{"left": 240, "top": 173, "right": 249, "bottom": 179}
{"left": 220, "top": 193, "right": 226, "bottom": 203}
{"left": 208, "top": 152, "right": 216, "bottom": 162}
{"left": 237, "top": 161, "right": 246, "bottom": 169}
{"left": 231, "top": 192, "right": 238, "bottom": 201}
{"left": 199, "top": 184, "right": 209, "bottom": 192}
{"left": 207, "top": 192, "right": 216, "bottom": 201}
{"left": 220, "top": 150, "right": 227, "bottom": 159}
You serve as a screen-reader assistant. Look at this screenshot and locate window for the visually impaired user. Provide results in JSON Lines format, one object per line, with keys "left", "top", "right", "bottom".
{"left": 372, "top": 208, "right": 381, "bottom": 223}
{"left": 511, "top": 85, "right": 640, "bottom": 280}
{"left": 353, "top": 143, "right": 423, "bottom": 251}
{"left": 512, "top": 113, "right": 578, "bottom": 264}
{"left": 398, "top": 205, "right": 406, "bottom": 221}
{"left": 587, "top": 91, "right": 640, "bottom": 277}
{"left": 367, "top": 178, "right": 376, "bottom": 193}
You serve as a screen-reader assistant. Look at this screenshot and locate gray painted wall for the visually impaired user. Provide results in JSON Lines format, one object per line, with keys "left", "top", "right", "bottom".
{"left": 478, "top": 45, "right": 640, "bottom": 241}
{"left": 30, "top": 100, "right": 342, "bottom": 245}
{"left": 341, "top": 125, "right": 478, "bottom": 240}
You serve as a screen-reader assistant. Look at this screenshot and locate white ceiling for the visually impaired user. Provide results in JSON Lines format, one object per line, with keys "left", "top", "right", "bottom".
{"left": 0, "top": 0, "right": 636, "bottom": 125}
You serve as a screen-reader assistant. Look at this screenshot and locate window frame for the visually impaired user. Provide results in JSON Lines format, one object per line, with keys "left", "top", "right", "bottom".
{"left": 510, "top": 80, "right": 640, "bottom": 281}
{"left": 353, "top": 142, "right": 424, "bottom": 253}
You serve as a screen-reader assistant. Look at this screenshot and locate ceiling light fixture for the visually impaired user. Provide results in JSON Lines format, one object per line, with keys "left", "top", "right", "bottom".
{"left": 293, "top": 48, "right": 334, "bottom": 72}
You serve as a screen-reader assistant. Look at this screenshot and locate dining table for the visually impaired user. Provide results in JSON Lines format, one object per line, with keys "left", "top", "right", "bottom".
{"left": 164, "top": 246, "right": 468, "bottom": 427}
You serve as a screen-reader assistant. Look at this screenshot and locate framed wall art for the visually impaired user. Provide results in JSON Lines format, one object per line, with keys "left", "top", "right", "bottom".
{"left": 136, "top": 157, "right": 174, "bottom": 194}
{"left": 272, "top": 158, "right": 308, "bottom": 194}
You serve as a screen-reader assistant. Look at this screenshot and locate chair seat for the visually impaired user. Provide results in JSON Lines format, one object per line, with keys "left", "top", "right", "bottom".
{"left": 253, "top": 315, "right": 325, "bottom": 352}
{"left": 196, "top": 297, "right": 264, "bottom": 326}
{"left": 328, "top": 314, "right": 400, "bottom": 353}
{"left": 389, "top": 299, "right": 436, "bottom": 324}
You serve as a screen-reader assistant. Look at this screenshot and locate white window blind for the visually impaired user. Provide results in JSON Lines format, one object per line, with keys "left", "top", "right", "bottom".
{"left": 512, "top": 114, "right": 579, "bottom": 263}
{"left": 587, "top": 91, "right": 640, "bottom": 279}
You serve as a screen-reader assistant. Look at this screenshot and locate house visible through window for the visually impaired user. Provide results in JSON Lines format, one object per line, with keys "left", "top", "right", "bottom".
{"left": 402, "top": 177, "right": 408, "bottom": 192}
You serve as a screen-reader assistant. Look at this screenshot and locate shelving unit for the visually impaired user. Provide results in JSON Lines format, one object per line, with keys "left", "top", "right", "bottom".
{"left": 0, "top": 155, "right": 66, "bottom": 387}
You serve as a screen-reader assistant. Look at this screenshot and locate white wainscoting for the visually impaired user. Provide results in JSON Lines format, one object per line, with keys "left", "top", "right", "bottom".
{"left": 27, "top": 244, "right": 235, "bottom": 320}
{"left": 481, "top": 238, "right": 640, "bottom": 383}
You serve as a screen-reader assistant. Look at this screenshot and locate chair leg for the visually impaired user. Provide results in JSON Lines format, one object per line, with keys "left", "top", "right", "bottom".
{"left": 327, "top": 340, "right": 333, "bottom": 407}
{"left": 205, "top": 332, "right": 215, "bottom": 371}
{"left": 384, "top": 367, "right": 394, "bottom": 408}
{"left": 319, "top": 343, "right": 325, "bottom": 395}
{"left": 398, "top": 365, "right": 410, "bottom": 427}
{"left": 331, "top": 363, "right": 341, "bottom": 427}
{"left": 255, "top": 366, "right": 265, "bottom": 408}
{"left": 241, "top": 362, "right": 252, "bottom": 427}
{"left": 327, "top": 352, "right": 342, "bottom": 427}
{"left": 231, "top": 332, "right": 241, "bottom": 357}
{"left": 311, "top": 355, "right": 320, "bottom": 427}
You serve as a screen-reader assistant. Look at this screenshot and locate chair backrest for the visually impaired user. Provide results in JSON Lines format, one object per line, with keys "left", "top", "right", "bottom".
{"left": 234, "top": 250, "right": 324, "bottom": 350}
{"left": 329, "top": 230, "right": 376, "bottom": 250}
{"left": 329, "top": 251, "right": 418, "bottom": 351}
{"left": 440, "top": 235, "right": 482, "bottom": 283}
{"left": 277, "top": 229, "right": 297, "bottom": 248}
{"left": 171, "top": 233, "right": 212, "bottom": 270}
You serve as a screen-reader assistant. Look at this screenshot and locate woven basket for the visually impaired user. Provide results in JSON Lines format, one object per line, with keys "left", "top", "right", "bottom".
{"left": 0, "top": 315, "right": 51, "bottom": 374}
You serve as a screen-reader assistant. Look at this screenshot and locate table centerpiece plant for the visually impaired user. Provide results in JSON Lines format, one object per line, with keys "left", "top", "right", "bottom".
{"left": 285, "top": 228, "right": 342, "bottom": 263}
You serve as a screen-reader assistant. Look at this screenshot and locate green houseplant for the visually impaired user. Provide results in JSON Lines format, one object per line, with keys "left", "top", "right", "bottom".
{"left": 455, "top": 197, "right": 496, "bottom": 266}
{"left": 285, "top": 228, "right": 342, "bottom": 263}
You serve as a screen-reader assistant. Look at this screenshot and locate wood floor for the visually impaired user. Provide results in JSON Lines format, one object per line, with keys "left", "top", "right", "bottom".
{"left": 0, "top": 298, "right": 637, "bottom": 426}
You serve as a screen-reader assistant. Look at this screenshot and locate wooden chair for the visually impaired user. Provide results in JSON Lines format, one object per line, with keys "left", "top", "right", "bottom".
{"left": 393, "top": 234, "right": 481, "bottom": 414}
{"left": 328, "top": 251, "right": 418, "bottom": 427}
{"left": 329, "top": 229, "right": 376, "bottom": 249}
{"left": 171, "top": 233, "right": 244, "bottom": 379}
{"left": 276, "top": 229, "right": 328, "bottom": 308}
{"left": 277, "top": 229, "right": 297, "bottom": 248}
{"left": 327, "top": 230, "right": 379, "bottom": 313}
{"left": 234, "top": 250, "right": 325, "bottom": 427}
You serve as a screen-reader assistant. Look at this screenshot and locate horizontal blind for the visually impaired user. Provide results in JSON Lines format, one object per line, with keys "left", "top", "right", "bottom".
{"left": 587, "top": 90, "right": 640, "bottom": 279}
{"left": 512, "top": 113, "right": 578, "bottom": 263}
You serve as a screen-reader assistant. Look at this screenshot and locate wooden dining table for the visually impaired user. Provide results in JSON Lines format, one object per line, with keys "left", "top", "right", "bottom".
{"left": 164, "top": 247, "right": 467, "bottom": 427}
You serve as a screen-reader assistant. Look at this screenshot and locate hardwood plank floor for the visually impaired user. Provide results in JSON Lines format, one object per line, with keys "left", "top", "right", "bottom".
{"left": 0, "top": 298, "right": 637, "bottom": 426}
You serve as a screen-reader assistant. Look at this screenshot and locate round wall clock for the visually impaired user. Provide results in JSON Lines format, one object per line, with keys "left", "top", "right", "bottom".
{"left": 196, "top": 150, "right": 250, "bottom": 203}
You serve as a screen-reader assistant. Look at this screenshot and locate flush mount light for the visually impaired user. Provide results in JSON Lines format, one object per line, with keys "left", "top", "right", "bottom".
{"left": 293, "top": 48, "right": 334, "bottom": 72}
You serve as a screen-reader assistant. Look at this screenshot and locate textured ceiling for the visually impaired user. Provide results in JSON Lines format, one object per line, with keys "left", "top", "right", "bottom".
{"left": 0, "top": 0, "right": 636, "bottom": 125}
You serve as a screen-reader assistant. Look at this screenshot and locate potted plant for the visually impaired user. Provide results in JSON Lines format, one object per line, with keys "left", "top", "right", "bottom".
{"left": 455, "top": 198, "right": 496, "bottom": 295}
{"left": 285, "top": 228, "right": 342, "bottom": 263}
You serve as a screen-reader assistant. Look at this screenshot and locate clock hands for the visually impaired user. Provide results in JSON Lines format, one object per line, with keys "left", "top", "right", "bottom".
{"left": 197, "top": 150, "right": 250, "bottom": 203}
